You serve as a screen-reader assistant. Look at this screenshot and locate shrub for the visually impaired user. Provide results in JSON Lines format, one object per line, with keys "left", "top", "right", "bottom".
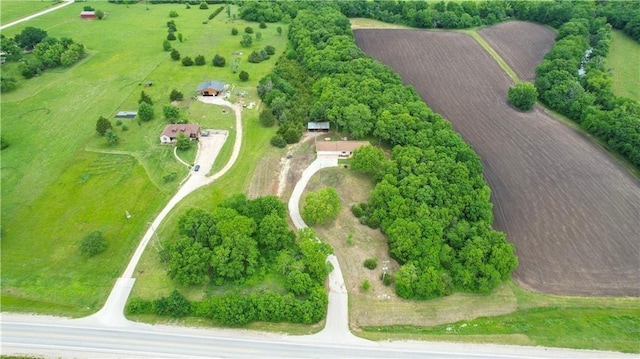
{"left": 256, "top": 32, "right": 262, "bottom": 41}
{"left": 127, "top": 297, "right": 153, "bottom": 315}
{"left": 283, "top": 127, "right": 300, "bottom": 144}
{"left": 139, "top": 91, "right": 153, "bottom": 105}
{"left": 240, "top": 34, "right": 252, "bottom": 47}
{"left": 167, "top": 32, "right": 176, "bottom": 41}
{"left": 122, "top": 124, "right": 129, "bottom": 131}
{"left": 170, "top": 49, "right": 180, "bottom": 60}
{"left": 195, "top": 54, "right": 206, "bottom": 66}
{"left": 0, "top": 76, "right": 17, "bottom": 93}
{"left": 364, "top": 257, "right": 378, "bottom": 270}
{"left": 508, "top": 82, "right": 537, "bottom": 111}
{"left": 231, "top": 27, "right": 238, "bottom": 35}
{"left": 212, "top": 54, "right": 226, "bottom": 67}
{"left": 381, "top": 272, "right": 393, "bottom": 286}
{"left": 264, "top": 45, "right": 275, "bottom": 55}
{"left": 115, "top": 119, "right": 123, "bottom": 126}
{"left": 162, "top": 40, "right": 172, "bottom": 51}
{"left": 259, "top": 109, "right": 276, "bottom": 127}
{"left": 270, "top": 135, "right": 286, "bottom": 148}
{"left": 170, "top": 89, "right": 184, "bottom": 102}
{"left": 351, "top": 203, "right": 364, "bottom": 218}
{"left": 245, "top": 26, "right": 254, "bottom": 34}
{"left": 169, "top": 10, "right": 178, "bottom": 18}
{"left": 154, "top": 290, "right": 192, "bottom": 318}
{"left": 361, "top": 280, "right": 371, "bottom": 292}
{"left": 177, "top": 33, "right": 183, "bottom": 43}
{"left": 96, "top": 116, "right": 112, "bottom": 136}
{"left": 199, "top": 2, "right": 208, "bottom": 10}
{"left": 248, "top": 50, "right": 264, "bottom": 63}
{"left": 259, "top": 21, "right": 267, "bottom": 29}
{"left": 80, "top": 231, "right": 107, "bottom": 257}
{"left": 181, "top": 56, "right": 194, "bottom": 66}
{"left": 1, "top": 136, "right": 9, "bottom": 150}
{"left": 96, "top": 10, "right": 104, "bottom": 20}
{"left": 239, "top": 70, "right": 249, "bottom": 81}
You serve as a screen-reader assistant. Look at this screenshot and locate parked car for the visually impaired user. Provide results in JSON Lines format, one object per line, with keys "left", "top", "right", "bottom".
{"left": 194, "top": 164, "right": 200, "bottom": 172}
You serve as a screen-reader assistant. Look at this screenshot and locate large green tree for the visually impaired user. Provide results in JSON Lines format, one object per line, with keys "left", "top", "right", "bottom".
{"left": 15, "top": 26, "right": 47, "bottom": 50}
{"left": 96, "top": 116, "right": 112, "bottom": 136}
{"left": 138, "top": 102, "right": 154, "bottom": 122}
{"left": 508, "top": 82, "right": 537, "bottom": 111}
{"left": 167, "top": 237, "right": 212, "bottom": 286}
{"left": 302, "top": 187, "right": 342, "bottom": 225}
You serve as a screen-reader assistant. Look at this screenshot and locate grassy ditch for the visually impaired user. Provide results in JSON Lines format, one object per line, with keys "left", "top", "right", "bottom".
{"left": 607, "top": 30, "right": 640, "bottom": 101}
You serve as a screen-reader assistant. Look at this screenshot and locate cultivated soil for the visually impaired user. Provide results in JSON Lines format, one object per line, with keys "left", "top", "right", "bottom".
{"left": 354, "top": 28, "right": 640, "bottom": 296}
{"left": 478, "top": 21, "right": 557, "bottom": 82}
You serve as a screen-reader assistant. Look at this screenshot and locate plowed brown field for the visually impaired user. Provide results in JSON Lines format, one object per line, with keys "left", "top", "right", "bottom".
{"left": 478, "top": 21, "right": 557, "bottom": 81}
{"left": 355, "top": 28, "right": 640, "bottom": 296}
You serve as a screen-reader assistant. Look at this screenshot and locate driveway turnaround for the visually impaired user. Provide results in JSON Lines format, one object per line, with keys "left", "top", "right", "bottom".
{"left": 79, "top": 97, "right": 242, "bottom": 327}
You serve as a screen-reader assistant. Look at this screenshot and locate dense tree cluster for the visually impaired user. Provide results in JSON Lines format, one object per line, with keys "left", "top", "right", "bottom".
{"left": 130, "top": 195, "right": 332, "bottom": 325}
{"left": 596, "top": 1, "right": 640, "bottom": 41}
{"left": 534, "top": 17, "right": 640, "bottom": 166}
{"left": 256, "top": 6, "right": 518, "bottom": 299}
{"left": 7, "top": 30, "right": 86, "bottom": 79}
{"left": 508, "top": 82, "right": 537, "bottom": 111}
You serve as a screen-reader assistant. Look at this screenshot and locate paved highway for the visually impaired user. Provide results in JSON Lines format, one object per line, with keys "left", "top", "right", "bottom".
{"left": 2, "top": 314, "right": 636, "bottom": 359}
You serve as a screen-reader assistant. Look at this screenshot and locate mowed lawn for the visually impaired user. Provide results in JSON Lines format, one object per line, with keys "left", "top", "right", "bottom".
{"left": 607, "top": 30, "right": 640, "bottom": 101}
{"left": 1, "top": 3, "right": 287, "bottom": 316}
{"left": 0, "top": 0, "right": 55, "bottom": 24}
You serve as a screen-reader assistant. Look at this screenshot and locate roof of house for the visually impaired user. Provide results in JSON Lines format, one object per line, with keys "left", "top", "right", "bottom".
{"left": 307, "top": 121, "right": 331, "bottom": 130}
{"left": 161, "top": 124, "right": 201, "bottom": 138}
{"left": 197, "top": 81, "right": 226, "bottom": 92}
{"left": 80, "top": 11, "right": 96, "bottom": 15}
{"left": 316, "top": 141, "right": 370, "bottom": 153}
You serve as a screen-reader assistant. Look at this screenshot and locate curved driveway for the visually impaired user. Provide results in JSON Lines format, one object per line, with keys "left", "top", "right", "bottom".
{"left": 81, "top": 97, "right": 242, "bottom": 327}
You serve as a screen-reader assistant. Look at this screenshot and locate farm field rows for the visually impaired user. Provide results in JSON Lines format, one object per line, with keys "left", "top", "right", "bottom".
{"left": 354, "top": 26, "right": 640, "bottom": 296}
{"left": 478, "top": 21, "right": 557, "bottom": 82}
{"left": 0, "top": 2, "right": 286, "bottom": 315}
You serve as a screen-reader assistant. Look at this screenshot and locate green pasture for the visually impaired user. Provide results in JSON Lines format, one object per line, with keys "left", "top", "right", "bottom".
{"left": 361, "top": 281, "right": 640, "bottom": 353}
{"left": 607, "top": 30, "right": 640, "bottom": 101}
{"left": 1, "top": 2, "right": 287, "bottom": 316}
{"left": 0, "top": 0, "right": 56, "bottom": 25}
{"left": 129, "top": 106, "right": 283, "bottom": 301}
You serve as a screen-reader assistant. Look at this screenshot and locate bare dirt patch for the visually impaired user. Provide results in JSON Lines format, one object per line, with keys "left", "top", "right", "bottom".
{"left": 478, "top": 21, "right": 556, "bottom": 82}
{"left": 355, "top": 29, "right": 640, "bottom": 296}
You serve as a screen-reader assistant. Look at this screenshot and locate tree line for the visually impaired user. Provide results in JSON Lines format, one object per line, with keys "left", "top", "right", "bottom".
{"left": 128, "top": 195, "right": 333, "bottom": 324}
{"left": 255, "top": 5, "right": 518, "bottom": 299}
{"left": 0, "top": 27, "right": 86, "bottom": 92}
{"left": 241, "top": 1, "right": 640, "bottom": 167}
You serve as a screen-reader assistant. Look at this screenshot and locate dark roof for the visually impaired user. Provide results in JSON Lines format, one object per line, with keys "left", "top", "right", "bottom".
{"left": 307, "top": 122, "right": 330, "bottom": 130}
{"left": 197, "top": 81, "right": 225, "bottom": 92}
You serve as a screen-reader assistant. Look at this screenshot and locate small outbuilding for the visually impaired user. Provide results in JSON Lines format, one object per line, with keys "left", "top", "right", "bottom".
{"left": 80, "top": 11, "right": 96, "bottom": 19}
{"left": 307, "top": 122, "right": 330, "bottom": 132}
{"left": 197, "top": 81, "right": 226, "bottom": 96}
{"left": 316, "top": 140, "right": 369, "bottom": 158}
{"left": 160, "top": 124, "right": 201, "bottom": 144}
{"left": 115, "top": 111, "right": 137, "bottom": 119}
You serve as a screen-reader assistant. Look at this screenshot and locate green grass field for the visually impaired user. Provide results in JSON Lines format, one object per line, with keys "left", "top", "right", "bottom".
{"left": 0, "top": 0, "right": 56, "bottom": 25}
{"left": 1, "top": 2, "right": 287, "bottom": 316}
{"left": 607, "top": 30, "right": 640, "bottom": 101}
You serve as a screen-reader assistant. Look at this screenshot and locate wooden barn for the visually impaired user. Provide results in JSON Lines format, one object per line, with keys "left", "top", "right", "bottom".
{"left": 80, "top": 11, "right": 96, "bottom": 19}
{"left": 197, "top": 81, "right": 226, "bottom": 96}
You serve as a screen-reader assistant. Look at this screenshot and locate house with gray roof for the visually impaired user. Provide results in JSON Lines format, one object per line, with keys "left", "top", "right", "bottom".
{"left": 197, "top": 81, "right": 226, "bottom": 96}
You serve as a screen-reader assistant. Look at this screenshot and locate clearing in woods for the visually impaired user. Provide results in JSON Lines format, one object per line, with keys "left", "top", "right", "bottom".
{"left": 354, "top": 27, "right": 640, "bottom": 296}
